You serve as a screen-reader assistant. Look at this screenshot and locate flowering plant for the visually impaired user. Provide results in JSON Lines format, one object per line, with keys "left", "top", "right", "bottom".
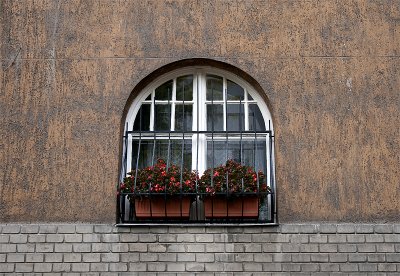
{"left": 198, "top": 160, "right": 270, "bottom": 196}
{"left": 119, "top": 159, "right": 198, "bottom": 197}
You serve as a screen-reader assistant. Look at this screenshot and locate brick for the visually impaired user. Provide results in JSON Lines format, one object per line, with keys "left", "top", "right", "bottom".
{"left": 187, "top": 227, "right": 206, "bottom": 233}
{"left": 384, "top": 234, "right": 400, "bottom": 243}
{"left": 148, "top": 244, "right": 167, "bottom": 253}
{"left": 166, "top": 244, "right": 185, "bottom": 252}
{"left": 232, "top": 244, "right": 245, "bottom": 252}
{"left": 292, "top": 253, "right": 311, "bottom": 263}
{"left": 167, "top": 263, "right": 185, "bottom": 272}
{"left": 309, "top": 234, "right": 327, "bottom": 243}
{"left": 73, "top": 243, "right": 91, "bottom": 252}
{"left": 129, "top": 263, "right": 147, "bottom": 271}
{"left": 0, "top": 263, "right": 14, "bottom": 272}
{"left": 109, "top": 243, "right": 128, "bottom": 253}
{"left": 82, "top": 253, "right": 101, "bottom": 262}
{"left": 90, "top": 263, "right": 109, "bottom": 272}
{"left": 158, "top": 253, "right": 176, "bottom": 262}
{"left": 357, "top": 244, "right": 376, "bottom": 252}
{"left": 34, "top": 263, "right": 52, "bottom": 272}
{"left": 196, "top": 234, "right": 214, "bottom": 243}
{"left": 205, "top": 243, "right": 224, "bottom": 252}
{"left": 301, "top": 264, "right": 319, "bottom": 272}
{"left": 262, "top": 243, "right": 281, "bottom": 253}
{"left": 140, "top": 253, "right": 158, "bottom": 262}
{"left": 393, "top": 224, "right": 400, "bottom": 233}
{"left": 17, "top": 243, "right": 35, "bottom": 253}
{"left": 319, "top": 224, "right": 337, "bottom": 234}
{"left": 120, "top": 233, "right": 139, "bottom": 242}
{"left": 92, "top": 243, "right": 110, "bottom": 252}
{"left": 290, "top": 234, "right": 309, "bottom": 243}
{"left": 0, "top": 244, "right": 16, "bottom": 252}
{"left": 340, "top": 263, "right": 358, "bottom": 272}
{"left": 94, "top": 225, "right": 113, "bottom": 233}
{"left": 102, "top": 234, "right": 119, "bottom": 243}
{"left": 15, "top": 263, "right": 33, "bottom": 272}
{"left": 53, "top": 263, "right": 71, "bottom": 273}
{"left": 244, "top": 244, "right": 262, "bottom": 252}
{"left": 186, "top": 263, "right": 205, "bottom": 272}
{"left": 359, "top": 263, "right": 377, "bottom": 272}
{"left": 0, "top": 254, "right": 5, "bottom": 262}
{"left": 368, "top": 253, "right": 385, "bottom": 263}
{"left": 386, "top": 253, "right": 400, "bottom": 262}
{"left": 83, "top": 234, "right": 101, "bottom": 243}
{"left": 186, "top": 244, "right": 205, "bottom": 252}
{"left": 338, "top": 244, "right": 357, "bottom": 252}
{"left": 64, "top": 253, "right": 82, "bottom": 262}
{"left": 347, "top": 234, "right": 366, "bottom": 243}
{"left": 376, "top": 243, "right": 395, "bottom": 252}
{"left": 328, "top": 234, "right": 346, "bottom": 243}
{"left": 224, "top": 262, "right": 243, "bottom": 272}
{"left": 21, "top": 225, "right": 39, "bottom": 234}
{"left": 300, "top": 244, "right": 318, "bottom": 253}
{"left": 110, "top": 263, "right": 128, "bottom": 272}
{"left": 272, "top": 253, "right": 291, "bottom": 262}
{"left": 2, "top": 225, "right": 20, "bottom": 234}
{"left": 65, "top": 234, "right": 83, "bottom": 243}
{"left": 196, "top": 253, "right": 214, "bottom": 262}
{"left": 76, "top": 225, "right": 93, "bottom": 233}
{"left": 227, "top": 227, "right": 244, "bottom": 234}
{"left": 320, "top": 263, "right": 340, "bottom": 272}
{"left": 378, "top": 263, "right": 396, "bottom": 272}
{"left": 337, "top": 224, "right": 355, "bottom": 233}
{"left": 9, "top": 234, "right": 28, "bottom": 243}
{"left": 177, "top": 253, "right": 195, "bottom": 262}
{"left": 46, "top": 234, "right": 64, "bottom": 243}
{"left": 158, "top": 234, "right": 176, "bottom": 243}
{"left": 0, "top": 234, "right": 9, "bottom": 243}
{"left": 244, "top": 263, "right": 262, "bottom": 271}
{"left": 262, "top": 263, "right": 282, "bottom": 271}
{"left": 281, "top": 225, "right": 299, "bottom": 233}
{"left": 282, "top": 263, "right": 301, "bottom": 272}
{"left": 7, "top": 253, "right": 25, "bottom": 262}
{"left": 39, "top": 225, "right": 57, "bottom": 234}
{"left": 236, "top": 253, "right": 254, "bottom": 262}
{"left": 168, "top": 227, "right": 186, "bottom": 234}
{"left": 101, "top": 253, "right": 119, "bottom": 262}
{"left": 36, "top": 243, "right": 54, "bottom": 252}
{"left": 148, "top": 263, "right": 166, "bottom": 272}
{"left": 374, "top": 224, "right": 393, "bottom": 233}
{"left": 215, "top": 253, "right": 234, "bottom": 262}
{"left": 205, "top": 263, "right": 224, "bottom": 272}
{"left": 311, "top": 253, "right": 329, "bottom": 262}
{"left": 231, "top": 234, "right": 251, "bottom": 243}
{"left": 244, "top": 227, "right": 264, "bottom": 234}
{"left": 44, "top": 253, "right": 62, "bottom": 262}
{"left": 320, "top": 244, "right": 338, "bottom": 253}
{"left": 282, "top": 244, "right": 300, "bottom": 253}
{"left": 348, "top": 253, "right": 367, "bottom": 262}
{"left": 138, "top": 234, "right": 157, "bottom": 242}
{"left": 355, "top": 224, "right": 374, "bottom": 234}
{"left": 71, "top": 263, "right": 90, "bottom": 272}
{"left": 54, "top": 243, "right": 73, "bottom": 252}
{"left": 58, "top": 225, "right": 76, "bottom": 234}
{"left": 28, "top": 234, "right": 46, "bottom": 243}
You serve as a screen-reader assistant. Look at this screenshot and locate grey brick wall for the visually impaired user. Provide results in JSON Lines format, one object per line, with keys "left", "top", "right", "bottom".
{"left": 1, "top": 223, "right": 400, "bottom": 275}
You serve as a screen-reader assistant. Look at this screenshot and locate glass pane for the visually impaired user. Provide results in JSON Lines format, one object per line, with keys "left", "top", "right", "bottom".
{"left": 227, "top": 80, "right": 244, "bottom": 100}
{"left": 145, "top": 94, "right": 151, "bottom": 101}
{"left": 132, "top": 140, "right": 192, "bottom": 170}
{"left": 227, "top": 104, "right": 245, "bottom": 131}
{"left": 175, "top": 105, "right": 192, "bottom": 131}
{"left": 133, "top": 104, "right": 150, "bottom": 131}
{"left": 154, "top": 105, "right": 171, "bottom": 131}
{"left": 206, "top": 75, "right": 223, "bottom": 101}
{"left": 207, "top": 104, "right": 223, "bottom": 131}
{"left": 206, "top": 140, "right": 266, "bottom": 172}
{"left": 249, "top": 104, "right": 266, "bottom": 131}
{"left": 155, "top": 80, "right": 173, "bottom": 100}
{"left": 176, "top": 75, "right": 193, "bottom": 101}
{"left": 248, "top": 93, "right": 253, "bottom": 100}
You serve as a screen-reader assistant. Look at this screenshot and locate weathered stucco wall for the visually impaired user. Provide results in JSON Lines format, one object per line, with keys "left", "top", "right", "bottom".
{"left": 1, "top": 0, "right": 399, "bottom": 222}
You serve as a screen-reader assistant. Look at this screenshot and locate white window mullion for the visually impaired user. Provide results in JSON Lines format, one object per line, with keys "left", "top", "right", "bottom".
{"left": 244, "top": 89, "right": 249, "bottom": 131}
{"left": 171, "top": 78, "right": 176, "bottom": 131}
{"left": 223, "top": 77, "right": 227, "bottom": 131}
{"left": 149, "top": 90, "right": 155, "bottom": 131}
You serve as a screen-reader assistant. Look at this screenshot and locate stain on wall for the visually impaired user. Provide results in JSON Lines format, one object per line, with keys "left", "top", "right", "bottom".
{"left": 1, "top": 0, "right": 399, "bottom": 222}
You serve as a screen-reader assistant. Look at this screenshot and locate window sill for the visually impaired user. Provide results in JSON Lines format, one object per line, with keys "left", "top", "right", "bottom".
{"left": 115, "top": 222, "right": 279, "bottom": 227}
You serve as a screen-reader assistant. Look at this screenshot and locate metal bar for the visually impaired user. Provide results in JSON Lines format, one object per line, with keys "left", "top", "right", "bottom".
{"left": 179, "top": 79, "right": 185, "bottom": 219}
{"left": 195, "top": 74, "right": 199, "bottom": 221}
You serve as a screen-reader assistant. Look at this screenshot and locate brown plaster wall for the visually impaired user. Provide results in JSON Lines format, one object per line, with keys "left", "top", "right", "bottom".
{"left": 1, "top": 0, "right": 399, "bottom": 222}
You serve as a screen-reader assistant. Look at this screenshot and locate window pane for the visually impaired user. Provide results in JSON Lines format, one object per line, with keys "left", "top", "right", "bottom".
{"left": 206, "top": 75, "right": 223, "bottom": 101}
{"left": 145, "top": 94, "right": 151, "bottom": 101}
{"left": 206, "top": 140, "right": 266, "bottom": 172}
{"left": 155, "top": 80, "right": 173, "bottom": 100}
{"left": 248, "top": 93, "right": 254, "bottom": 100}
{"left": 227, "top": 80, "right": 244, "bottom": 100}
{"left": 132, "top": 140, "right": 192, "bottom": 170}
{"left": 249, "top": 104, "right": 266, "bottom": 131}
{"left": 227, "top": 104, "right": 245, "bottom": 131}
{"left": 175, "top": 105, "right": 192, "bottom": 131}
{"left": 133, "top": 104, "right": 150, "bottom": 131}
{"left": 207, "top": 104, "right": 223, "bottom": 131}
{"left": 176, "top": 75, "right": 193, "bottom": 101}
{"left": 154, "top": 105, "right": 171, "bottom": 131}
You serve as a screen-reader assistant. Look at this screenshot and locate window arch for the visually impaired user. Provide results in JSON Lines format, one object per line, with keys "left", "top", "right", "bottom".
{"left": 119, "top": 66, "right": 276, "bottom": 224}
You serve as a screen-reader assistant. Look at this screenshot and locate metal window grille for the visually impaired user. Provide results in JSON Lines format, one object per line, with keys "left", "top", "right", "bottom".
{"left": 117, "top": 74, "right": 276, "bottom": 224}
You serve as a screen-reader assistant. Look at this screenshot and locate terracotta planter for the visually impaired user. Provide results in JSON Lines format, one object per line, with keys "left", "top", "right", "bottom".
{"left": 204, "top": 196, "right": 259, "bottom": 219}
{"left": 134, "top": 196, "right": 191, "bottom": 219}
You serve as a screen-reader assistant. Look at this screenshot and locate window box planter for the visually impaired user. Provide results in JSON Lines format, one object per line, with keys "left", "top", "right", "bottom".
{"left": 134, "top": 196, "right": 192, "bottom": 219}
{"left": 204, "top": 195, "right": 259, "bottom": 219}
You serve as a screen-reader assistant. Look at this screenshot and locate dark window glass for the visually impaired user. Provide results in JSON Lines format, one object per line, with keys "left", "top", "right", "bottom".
{"left": 207, "top": 104, "right": 223, "bottom": 131}
{"left": 227, "top": 80, "right": 244, "bottom": 100}
{"left": 249, "top": 104, "right": 266, "bottom": 131}
{"left": 176, "top": 75, "right": 193, "bottom": 101}
{"left": 133, "top": 104, "right": 150, "bottom": 131}
{"left": 175, "top": 105, "right": 192, "bottom": 131}
{"left": 154, "top": 105, "right": 171, "bottom": 131}
{"left": 206, "top": 75, "right": 223, "bottom": 101}
{"left": 155, "top": 80, "right": 173, "bottom": 100}
{"left": 226, "top": 104, "right": 245, "bottom": 131}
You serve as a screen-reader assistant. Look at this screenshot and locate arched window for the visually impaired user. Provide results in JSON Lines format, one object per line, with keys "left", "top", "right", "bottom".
{"left": 118, "top": 67, "right": 275, "bottom": 224}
